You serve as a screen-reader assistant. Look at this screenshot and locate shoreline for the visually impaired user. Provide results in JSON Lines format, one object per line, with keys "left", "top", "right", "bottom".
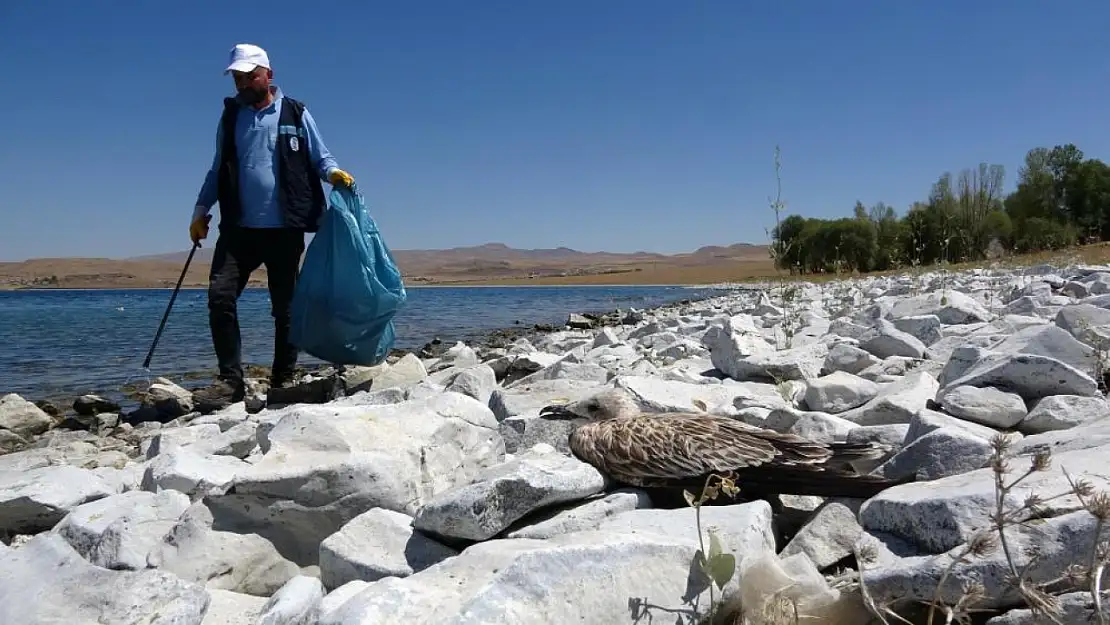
{"left": 14, "top": 285, "right": 738, "bottom": 415}
{"left": 0, "top": 283, "right": 724, "bottom": 292}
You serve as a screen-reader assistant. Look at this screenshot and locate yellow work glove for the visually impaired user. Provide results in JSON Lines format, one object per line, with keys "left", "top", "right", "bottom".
{"left": 329, "top": 168, "right": 355, "bottom": 188}
{"left": 190, "top": 214, "right": 211, "bottom": 246}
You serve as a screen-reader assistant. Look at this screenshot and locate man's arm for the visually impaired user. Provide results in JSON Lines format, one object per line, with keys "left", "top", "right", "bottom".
{"left": 301, "top": 108, "right": 340, "bottom": 182}
{"left": 192, "top": 118, "right": 224, "bottom": 223}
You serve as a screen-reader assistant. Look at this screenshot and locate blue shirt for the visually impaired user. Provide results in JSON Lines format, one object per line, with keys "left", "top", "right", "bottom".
{"left": 194, "top": 86, "right": 339, "bottom": 228}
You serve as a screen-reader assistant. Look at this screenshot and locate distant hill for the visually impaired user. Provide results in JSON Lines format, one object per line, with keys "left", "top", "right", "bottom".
{"left": 127, "top": 241, "right": 765, "bottom": 266}
{"left": 686, "top": 243, "right": 764, "bottom": 259}
{"left": 3, "top": 241, "right": 773, "bottom": 289}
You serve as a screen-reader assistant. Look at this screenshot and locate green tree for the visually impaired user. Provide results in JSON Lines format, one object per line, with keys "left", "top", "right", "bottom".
{"left": 771, "top": 214, "right": 808, "bottom": 272}
{"left": 766, "top": 141, "right": 1110, "bottom": 277}
{"left": 1067, "top": 158, "right": 1110, "bottom": 240}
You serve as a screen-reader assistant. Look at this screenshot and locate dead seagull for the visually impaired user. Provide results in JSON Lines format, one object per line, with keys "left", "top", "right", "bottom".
{"left": 539, "top": 387, "right": 911, "bottom": 500}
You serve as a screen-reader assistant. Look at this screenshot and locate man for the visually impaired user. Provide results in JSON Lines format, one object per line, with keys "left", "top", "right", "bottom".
{"left": 189, "top": 43, "right": 355, "bottom": 410}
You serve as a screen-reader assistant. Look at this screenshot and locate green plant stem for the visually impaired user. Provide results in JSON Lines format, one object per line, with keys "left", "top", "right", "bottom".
{"left": 692, "top": 474, "right": 716, "bottom": 623}
{"left": 994, "top": 469, "right": 1022, "bottom": 582}
{"left": 925, "top": 544, "right": 973, "bottom": 625}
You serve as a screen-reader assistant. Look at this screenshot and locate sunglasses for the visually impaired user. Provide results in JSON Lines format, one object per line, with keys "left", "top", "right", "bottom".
{"left": 231, "top": 70, "right": 263, "bottom": 83}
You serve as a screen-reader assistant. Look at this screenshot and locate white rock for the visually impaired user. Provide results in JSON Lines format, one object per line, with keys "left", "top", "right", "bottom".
{"left": 318, "top": 581, "right": 372, "bottom": 622}
{"left": 147, "top": 379, "right": 195, "bottom": 417}
{"left": 803, "top": 371, "right": 879, "bottom": 414}
{"left": 339, "top": 363, "right": 390, "bottom": 393}
{"left": 828, "top": 318, "right": 872, "bottom": 342}
{"left": 862, "top": 509, "right": 1102, "bottom": 611}
{"left": 412, "top": 445, "right": 607, "bottom": 541}
{"left": 319, "top": 508, "right": 457, "bottom": 590}
{"left": 1054, "top": 303, "right": 1110, "bottom": 349}
{"left": 206, "top": 392, "right": 504, "bottom": 565}
{"left": 937, "top": 344, "right": 991, "bottom": 387}
{"left": 497, "top": 413, "right": 577, "bottom": 454}
{"left": 836, "top": 370, "right": 938, "bottom": 426}
{"left": 592, "top": 327, "right": 621, "bottom": 347}
{"left": 859, "top": 319, "right": 927, "bottom": 359}
{"left": 186, "top": 421, "right": 260, "bottom": 458}
{"left": 1018, "top": 394, "right": 1110, "bottom": 434}
{"left": 0, "top": 533, "right": 209, "bottom": 624}
{"left": 906, "top": 407, "right": 1002, "bottom": 443}
{"left": 502, "top": 488, "right": 653, "bottom": 539}
{"left": 822, "top": 342, "right": 882, "bottom": 375}
{"left": 509, "top": 352, "right": 562, "bottom": 374}
{"left": 581, "top": 343, "right": 642, "bottom": 372}
{"left": 935, "top": 384, "right": 1028, "bottom": 428}
{"left": 596, "top": 500, "right": 777, "bottom": 599}
{"left": 780, "top": 499, "right": 863, "bottom": 570}
{"left": 52, "top": 489, "right": 190, "bottom": 570}
{"left": 319, "top": 529, "right": 748, "bottom": 625}
{"left": 144, "top": 423, "right": 222, "bottom": 459}
{"left": 859, "top": 442, "right": 1109, "bottom": 553}
{"left": 887, "top": 291, "right": 991, "bottom": 324}
{"left": 723, "top": 342, "right": 829, "bottom": 383}
{"left": 443, "top": 364, "right": 498, "bottom": 404}
{"left": 506, "top": 360, "right": 610, "bottom": 388}
{"left": 891, "top": 314, "right": 942, "bottom": 345}
{"left": 440, "top": 342, "right": 481, "bottom": 370}
{"left": 1014, "top": 415, "right": 1110, "bottom": 461}
{"left": 788, "top": 411, "right": 859, "bottom": 443}
{"left": 487, "top": 378, "right": 603, "bottom": 422}
{"left": 702, "top": 318, "right": 774, "bottom": 379}
{"left": 0, "top": 465, "right": 118, "bottom": 534}
{"left": 256, "top": 575, "right": 325, "bottom": 625}
{"left": 0, "top": 393, "right": 53, "bottom": 438}
{"left": 945, "top": 350, "right": 1099, "bottom": 400}
{"left": 614, "top": 374, "right": 754, "bottom": 415}
{"left": 0, "top": 430, "right": 26, "bottom": 453}
{"left": 140, "top": 448, "right": 247, "bottom": 498}
{"left": 202, "top": 589, "right": 267, "bottom": 625}
{"left": 369, "top": 352, "right": 429, "bottom": 391}
{"left": 875, "top": 425, "right": 993, "bottom": 481}
{"left": 147, "top": 504, "right": 301, "bottom": 596}
{"left": 985, "top": 591, "right": 1110, "bottom": 624}
{"left": 990, "top": 324, "right": 1098, "bottom": 379}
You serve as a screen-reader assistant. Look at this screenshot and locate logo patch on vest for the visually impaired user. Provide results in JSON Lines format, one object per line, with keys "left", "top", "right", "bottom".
{"left": 289, "top": 136, "right": 300, "bottom": 152}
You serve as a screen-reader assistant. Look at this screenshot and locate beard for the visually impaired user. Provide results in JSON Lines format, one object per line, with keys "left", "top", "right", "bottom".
{"left": 237, "top": 85, "right": 268, "bottom": 106}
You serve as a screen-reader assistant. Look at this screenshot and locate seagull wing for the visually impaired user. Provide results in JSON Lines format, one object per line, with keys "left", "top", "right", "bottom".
{"left": 568, "top": 414, "right": 836, "bottom": 487}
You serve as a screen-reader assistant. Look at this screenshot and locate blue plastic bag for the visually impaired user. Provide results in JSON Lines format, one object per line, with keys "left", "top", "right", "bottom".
{"left": 289, "top": 184, "right": 407, "bottom": 366}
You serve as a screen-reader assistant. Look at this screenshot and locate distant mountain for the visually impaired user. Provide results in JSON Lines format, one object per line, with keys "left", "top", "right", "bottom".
{"left": 126, "top": 241, "right": 760, "bottom": 266}
{"left": 686, "top": 243, "right": 764, "bottom": 259}
{"left": 2, "top": 241, "right": 770, "bottom": 289}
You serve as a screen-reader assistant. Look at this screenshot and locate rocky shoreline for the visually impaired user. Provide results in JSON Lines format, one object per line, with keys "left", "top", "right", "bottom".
{"left": 2, "top": 266, "right": 1109, "bottom": 624}
{"left": 19, "top": 286, "right": 725, "bottom": 418}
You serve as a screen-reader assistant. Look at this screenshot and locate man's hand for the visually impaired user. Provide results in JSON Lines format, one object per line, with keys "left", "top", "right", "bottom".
{"left": 329, "top": 168, "right": 355, "bottom": 188}
{"left": 190, "top": 214, "right": 212, "bottom": 246}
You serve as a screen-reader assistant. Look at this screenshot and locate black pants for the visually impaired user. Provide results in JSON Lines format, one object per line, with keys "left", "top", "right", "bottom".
{"left": 208, "top": 227, "right": 305, "bottom": 387}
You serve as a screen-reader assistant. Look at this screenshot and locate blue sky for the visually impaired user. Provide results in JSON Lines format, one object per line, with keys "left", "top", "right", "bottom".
{"left": 2, "top": 1, "right": 1108, "bottom": 261}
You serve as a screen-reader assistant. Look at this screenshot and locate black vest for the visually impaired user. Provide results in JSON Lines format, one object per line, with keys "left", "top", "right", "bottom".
{"left": 215, "top": 94, "right": 327, "bottom": 232}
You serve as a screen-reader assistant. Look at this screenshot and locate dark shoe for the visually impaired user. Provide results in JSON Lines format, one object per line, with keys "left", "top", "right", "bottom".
{"left": 264, "top": 375, "right": 301, "bottom": 407}
{"left": 192, "top": 378, "right": 246, "bottom": 414}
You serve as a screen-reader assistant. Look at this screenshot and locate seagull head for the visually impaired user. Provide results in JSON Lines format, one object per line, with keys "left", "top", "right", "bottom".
{"left": 539, "top": 387, "right": 640, "bottom": 422}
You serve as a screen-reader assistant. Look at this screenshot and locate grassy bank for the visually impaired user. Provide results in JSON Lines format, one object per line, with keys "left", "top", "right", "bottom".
{"left": 407, "top": 241, "right": 1110, "bottom": 287}
{"left": 5, "top": 242, "right": 1110, "bottom": 291}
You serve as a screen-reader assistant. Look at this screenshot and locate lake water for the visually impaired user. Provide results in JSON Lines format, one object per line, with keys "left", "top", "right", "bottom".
{"left": 0, "top": 285, "right": 722, "bottom": 403}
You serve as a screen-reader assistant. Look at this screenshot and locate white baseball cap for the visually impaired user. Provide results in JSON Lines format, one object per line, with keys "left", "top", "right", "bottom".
{"left": 225, "top": 43, "right": 270, "bottom": 74}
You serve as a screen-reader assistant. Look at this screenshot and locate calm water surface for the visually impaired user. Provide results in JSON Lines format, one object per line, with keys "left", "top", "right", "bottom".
{"left": 0, "top": 285, "right": 720, "bottom": 402}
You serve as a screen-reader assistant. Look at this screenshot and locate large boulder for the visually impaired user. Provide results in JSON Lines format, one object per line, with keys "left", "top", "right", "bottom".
{"left": 206, "top": 392, "right": 505, "bottom": 565}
